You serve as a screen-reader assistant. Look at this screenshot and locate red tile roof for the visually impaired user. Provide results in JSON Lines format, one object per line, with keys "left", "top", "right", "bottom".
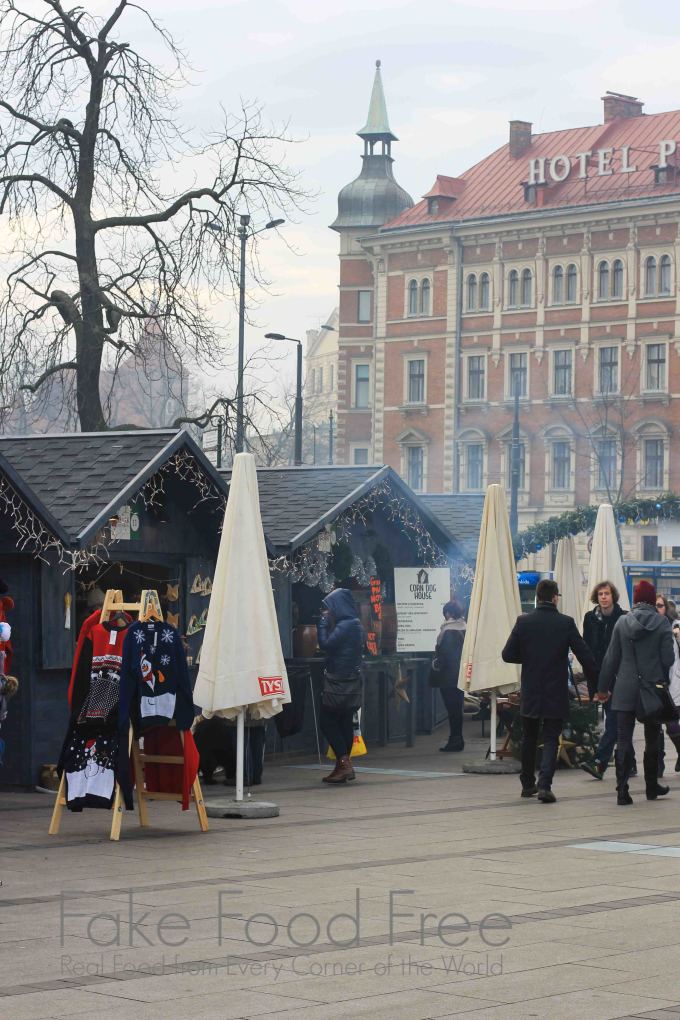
{"left": 383, "top": 109, "right": 680, "bottom": 230}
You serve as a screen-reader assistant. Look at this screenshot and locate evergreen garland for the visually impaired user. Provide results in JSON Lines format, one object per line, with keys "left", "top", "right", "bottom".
{"left": 513, "top": 492, "right": 680, "bottom": 560}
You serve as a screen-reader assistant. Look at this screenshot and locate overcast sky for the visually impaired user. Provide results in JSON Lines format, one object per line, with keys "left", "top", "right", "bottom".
{"left": 27, "top": 1, "right": 680, "bottom": 405}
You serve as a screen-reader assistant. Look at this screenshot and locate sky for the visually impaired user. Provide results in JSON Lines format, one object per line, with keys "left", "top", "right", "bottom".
{"left": 11, "top": 0, "right": 680, "bottom": 408}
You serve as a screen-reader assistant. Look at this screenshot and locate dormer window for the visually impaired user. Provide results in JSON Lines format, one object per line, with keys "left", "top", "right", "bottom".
{"left": 427, "top": 197, "right": 439, "bottom": 215}
{"left": 652, "top": 163, "right": 677, "bottom": 185}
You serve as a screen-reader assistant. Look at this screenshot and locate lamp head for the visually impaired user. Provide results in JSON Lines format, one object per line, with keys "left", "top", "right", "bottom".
{"left": 265, "top": 218, "right": 285, "bottom": 229}
{"left": 265, "top": 332, "right": 286, "bottom": 341}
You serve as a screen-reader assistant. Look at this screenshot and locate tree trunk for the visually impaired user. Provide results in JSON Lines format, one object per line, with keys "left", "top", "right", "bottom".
{"left": 74, "top": 224, "right": 107, "bottom": 431}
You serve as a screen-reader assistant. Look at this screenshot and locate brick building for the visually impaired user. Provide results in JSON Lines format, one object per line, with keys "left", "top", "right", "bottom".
{"left": 332, "top": 72, "right": 680, "bottom": 566}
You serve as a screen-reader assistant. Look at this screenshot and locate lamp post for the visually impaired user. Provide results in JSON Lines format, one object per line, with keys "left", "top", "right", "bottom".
{"left": 208, "top": 215, "right": 284, "bottom": 455}
{"left": 265, "top": 332, "right": 303, "bottom": 465}
{"left": 509, "top": 368, "right": 521, "bottom": 539}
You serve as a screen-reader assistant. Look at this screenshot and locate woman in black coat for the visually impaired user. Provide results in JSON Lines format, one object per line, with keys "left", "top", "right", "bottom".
{"left": 316, "top": 588, "right": 363, "bottom": 785}
{"left": 432, "top": 599, "right": 467, "bottom": 752}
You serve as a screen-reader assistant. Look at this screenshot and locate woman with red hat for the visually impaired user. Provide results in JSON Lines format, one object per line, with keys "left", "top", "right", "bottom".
{"left": 597, "top": 579, "right": 675, "bottom": 805}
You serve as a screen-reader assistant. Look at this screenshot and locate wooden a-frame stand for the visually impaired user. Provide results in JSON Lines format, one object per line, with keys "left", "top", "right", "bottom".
{"left": 49, "top": 589, "right": 208, "bottom": 840}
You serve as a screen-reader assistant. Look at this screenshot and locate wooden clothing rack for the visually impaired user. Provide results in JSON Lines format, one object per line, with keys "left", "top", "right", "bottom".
{"left": 49, "top": 589, "right": 208, "bottom": 841}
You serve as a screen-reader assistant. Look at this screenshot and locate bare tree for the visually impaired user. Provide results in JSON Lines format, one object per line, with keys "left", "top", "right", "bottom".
{"left": 0, "top": 0, "right": 304, "bottom": 431}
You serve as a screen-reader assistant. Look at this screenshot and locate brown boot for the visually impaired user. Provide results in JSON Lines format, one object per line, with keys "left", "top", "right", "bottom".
{"left": 323, "top": 755, "right": 355, "bottom": 784}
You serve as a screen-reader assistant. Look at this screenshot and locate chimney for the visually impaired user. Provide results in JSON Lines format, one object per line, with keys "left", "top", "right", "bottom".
{"left": 602, "top": 91, "right": 643, "bottom": 123}
{"left": 509, "top": 120, "right": 532, "bottom": 158}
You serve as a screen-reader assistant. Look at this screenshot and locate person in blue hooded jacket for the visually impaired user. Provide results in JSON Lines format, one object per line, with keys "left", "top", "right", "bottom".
{"left": 317, "top": 588, "right": 364, "bottom": 785}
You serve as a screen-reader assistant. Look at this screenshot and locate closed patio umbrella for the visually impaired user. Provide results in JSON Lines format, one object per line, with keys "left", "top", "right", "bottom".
{"left": 555, "top": 535, "right": 585, "bottom": 627}
{"left": 583, "top": 503, "right": 630, "bottom": 621}
{"left": 459, "top": 484, "right": 521, "bottom": 759}
{"left": 194, "top": 452, "right": 290, "bottom": 800}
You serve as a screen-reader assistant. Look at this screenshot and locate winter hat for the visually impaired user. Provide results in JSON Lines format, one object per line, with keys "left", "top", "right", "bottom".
{"left": 633, "top": 579, "right": 656, "bottom": 606}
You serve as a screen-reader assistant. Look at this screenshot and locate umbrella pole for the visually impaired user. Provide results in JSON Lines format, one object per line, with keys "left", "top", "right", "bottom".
{"left": 236, "top": 709, "right": 245, "bottom": 802}
{"left": 489, "top": 691, "right": 497, "bottom": 762}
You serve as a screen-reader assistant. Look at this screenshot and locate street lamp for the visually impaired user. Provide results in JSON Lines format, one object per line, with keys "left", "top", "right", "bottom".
{"left": 265, "top": 332, "right": 303, "bottom": 466}
{"left": 208, "top": 215, "right": 284, "bottom": 455}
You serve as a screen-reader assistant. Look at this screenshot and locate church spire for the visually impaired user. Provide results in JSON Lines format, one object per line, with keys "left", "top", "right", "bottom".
{"left": 357, "top": 60, "right": 397, "bottom": 148}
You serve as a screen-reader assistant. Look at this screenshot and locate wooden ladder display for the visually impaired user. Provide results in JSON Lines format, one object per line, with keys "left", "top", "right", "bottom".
{"left": 49, "top": 589, "right": 208, "bottom": 840}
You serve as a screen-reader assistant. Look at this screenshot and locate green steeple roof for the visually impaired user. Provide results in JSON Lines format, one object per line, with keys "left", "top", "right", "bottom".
{"left": 357, "top": 60, "right": 397, "bottom": 142}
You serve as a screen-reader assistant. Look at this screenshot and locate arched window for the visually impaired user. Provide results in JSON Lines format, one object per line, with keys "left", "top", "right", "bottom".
{"left": 659, "top": 254, "right": 672, "bottom": 296}
{"left": 566, "top": 263, "right": 577, "bottom": 303}
{"left": 598, "top": 260, "right": 609, "bottom": 300}
{"left": 552, "top": 265, "right": 564, "bottom": 305}
{"left": 407, "top": 279, "right": 418, "bottom": 316}
{"left": 420, "top": 278, "right": 431, "bottom": 315}
{"left": 479, "top": 272, "right": 490, "bottom": 310}
{"left": 645, "top": 256, "right": 657, "bottom": 296}
{"left": 521, "top": 268, "right": 532, "bottom": 307}
{"left": 508, "top": 269, "right": 519, "bottom": 308}
{"left": 612, "top": 259, "right": 624, "bottom": 299}
{"left": 466, "top": 273, "right": 477, "bottom": 311}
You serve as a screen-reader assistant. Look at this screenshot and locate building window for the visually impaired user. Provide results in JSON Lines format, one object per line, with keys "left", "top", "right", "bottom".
{"left": 644, "top": 255, "right": 657, "bottom": 296}
{"left": 508, "top": 269, "right": 519, "bottom": 308}
{"left": 316, "top": 367, "right": 324, "bottom": 393}
{"left": 465, "top": 444, "right": 484, "bottom": 490}
{"left": 407, "top": 279, "right": 418, "bottom": 316}
{"left": 596, "top": 438, "right": 617, "bottom": 491}
{"left": 479, "top": 272, "right": 490, "bottom": 310}
{"left": 420, "top": 278, "right": 431, "bottom": 316}
{"left": 612, "top": 259, "right": 624, "bottom": 299}
{"left": 506, "top": 441, "right": 526, "bottom": 489}
{"left": 521, "top": 268, "right": 532, "bottom": 307}
{"left": 354, "top": 363, "right": 370, "bottom": 408}
{"left": 551, "top": 441, "right": 571, "bottom": 489}
{"left": 643, "top": 438, "right": 664, "bottom": 488}
{"left": 643, "top": 535, "right": 662, "bottom": 562}
{"left": 329, "top": 364, "right": 334, "bottom": 391}
{"left": 466, "top": 274, "right": 477, "bottom": 311}
{"left": 509, "top": 352, "right": 527, "bottom": 397}
{"left": 352, "top": 447, "right": 369, "bottom": 465}
{"left": 357, "top": 290, "right": 371, "bottom": 323}
{"left": 407, "top": 358, "right": 425, "bottom": 404}
{"left": 552, "top": 265, "right": 564, "bottom": 305}
{"left": 660, "top": 254, "right": 672, "bottom": 295}
{"left": 467, "top": 355, "right": 485, "bottom": 400}
{"left": 598, "top": 260, "right": 609, "bottom": 300}
{"left": 566, "top": 263, "right": 578, "bottom": 303}
{"left": 407, "top": 446, "right": 425, "bottom": 490}
{"left": 598, "top": 346, "right": 618, "bottom": 394}
{"left": 645, "top": 343, "right": 666, "bottom": 391}
{"left": 553, "top": 349, "right": 572, "bottom": 396}
{"left": 310, "top": 368, "right": 316, "bottom": 393}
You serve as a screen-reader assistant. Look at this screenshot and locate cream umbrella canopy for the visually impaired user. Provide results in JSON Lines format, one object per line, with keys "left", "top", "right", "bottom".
{"left": 193, "top": 453, "right": 290, "bottom": 799}
{"left": 583, "top": 503, "right": 630, "bottom": 620}
{"left": 555, "top": 535, "right": 585, "bottom": 626}
{"left": 459, "top": 484, "right": 521, "bottom": 758}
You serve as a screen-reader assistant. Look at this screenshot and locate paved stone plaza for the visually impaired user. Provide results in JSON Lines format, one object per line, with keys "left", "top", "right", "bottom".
{"left": 3, "top": 722, "right": 680, "bottom": 1020}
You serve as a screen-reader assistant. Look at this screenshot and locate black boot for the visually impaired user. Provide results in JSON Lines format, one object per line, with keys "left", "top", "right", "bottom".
{"left": 615, "top": 748, "right": 633, "bottom": 805}
{"left": 644, "top": 750, "right": 670, "bottom": 800}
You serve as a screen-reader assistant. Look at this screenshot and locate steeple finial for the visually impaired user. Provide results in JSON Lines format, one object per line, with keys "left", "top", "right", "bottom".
{"left": 357, "top": 59, "right": 397, "bottom": 143}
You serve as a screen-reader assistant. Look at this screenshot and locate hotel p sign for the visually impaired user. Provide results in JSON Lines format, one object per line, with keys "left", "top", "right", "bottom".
{"left": 528, "top": 140, "right": 677, "bottom": 185}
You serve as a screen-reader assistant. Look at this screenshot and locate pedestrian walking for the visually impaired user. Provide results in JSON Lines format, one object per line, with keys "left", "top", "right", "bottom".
{"left": 502, "top": 578, "right": 598, "bottom": 803}
{"left": 580, "top": 580, "right": 629, "bottom": 781}
{"left": 317, "top": 588, "right": 364, "bottom": 785}
{"left": 430, "top": 599, "right": 466, "bottom": 752}
{"left": 655, "top": 594, "right": 680, "bottom": 775}
{"left": 597, "top": 580, "right": 674, "bottom": 805}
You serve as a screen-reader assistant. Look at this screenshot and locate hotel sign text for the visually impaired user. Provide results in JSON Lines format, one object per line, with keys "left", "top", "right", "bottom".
{"left": 528, "top": 140, "right": 677, "bottom": 185}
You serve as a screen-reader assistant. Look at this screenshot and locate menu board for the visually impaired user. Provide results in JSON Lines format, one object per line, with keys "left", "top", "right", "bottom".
{"left": 394, "top": 567, "right": 451, "bottom": 653}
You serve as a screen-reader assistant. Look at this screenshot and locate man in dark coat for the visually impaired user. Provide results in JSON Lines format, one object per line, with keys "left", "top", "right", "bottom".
{"left": 581, "top": 580, "right": 628, "bottom": 780}
{"left": 502, "top": 578, "right": 598, "bottom": 803}
{"left": 317, "top": 588, "right": 364, "bottom": 785}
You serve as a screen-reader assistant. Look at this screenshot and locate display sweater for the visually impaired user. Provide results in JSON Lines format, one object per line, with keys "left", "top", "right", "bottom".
{"left": 69, "top": 614, "right": 131, "bottom": 728}
{"left": 118, "top": 620, "right": 195, "bottom": 808}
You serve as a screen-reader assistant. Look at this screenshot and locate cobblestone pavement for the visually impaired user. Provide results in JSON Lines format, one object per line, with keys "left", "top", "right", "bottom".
{"left": 2, "top": 721, "right": 680, "bottom": 1019}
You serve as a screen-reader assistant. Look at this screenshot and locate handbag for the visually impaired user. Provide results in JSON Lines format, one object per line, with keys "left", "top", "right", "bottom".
{"left": 630, "top": 639, "right": 680, "bottom": 724}
{"left": 428, "top": 656, "right": 445, "bottom": 688}
{"left": 322, "top": 670, "right": 363, "bottom": 710}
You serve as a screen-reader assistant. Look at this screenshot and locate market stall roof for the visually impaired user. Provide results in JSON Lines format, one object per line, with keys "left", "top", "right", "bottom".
{"left": 0, "top": 428, "right": 228, "bottom": 548}
{"left": 418, "top": 493, "right": 485, "bottom": 561}
{"left": 220, "top": 463, "right": 462, "bottom": 558}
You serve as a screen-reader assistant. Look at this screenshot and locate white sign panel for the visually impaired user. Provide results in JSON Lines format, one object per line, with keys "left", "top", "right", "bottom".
{"left": 110, "top": 505, "right": 131, "bottom": 541}
{"left": 394, "top": 567, "right": 451, "bottom": 653}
